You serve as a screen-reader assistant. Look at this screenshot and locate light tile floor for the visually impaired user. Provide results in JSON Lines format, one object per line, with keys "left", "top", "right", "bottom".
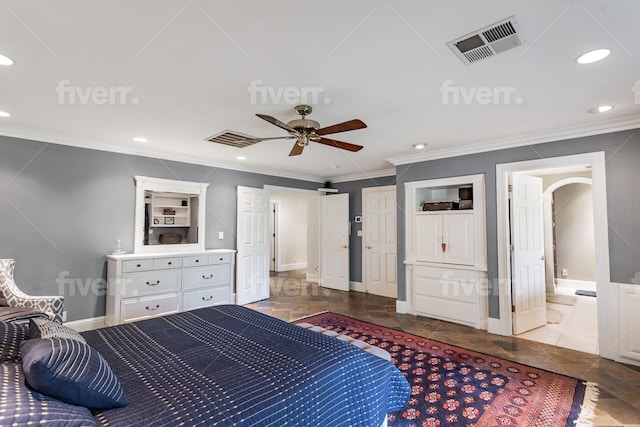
{"left": 517, "top": 290, "right": 599, "bottom": 354}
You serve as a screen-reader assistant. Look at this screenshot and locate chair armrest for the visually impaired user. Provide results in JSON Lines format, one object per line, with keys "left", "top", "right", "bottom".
{"left": 10, "top": 295, "right": 64, "bottom": 323}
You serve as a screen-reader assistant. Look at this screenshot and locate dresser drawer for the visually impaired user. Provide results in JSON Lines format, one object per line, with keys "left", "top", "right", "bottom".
{"left": 122, "top": 270, "right": 181, "bottom": 298}
{"left": 122, "top": 259, "right": 154, "bottom": 273}
{"left": 183, "top": 255, "right": 210, "bottom": 267}
{"left": 120, "top": 293, "right": 179, "bottom": 323}
{"left": 210, "top": 253, "right": 232, "bottom": 265}
{"left": 183, "top": 286, "right": 230, "bottom": 311}
{"left": 153, "top": 257, "right": 183, "bottom": 270}
{"left": 182, "top": 265, "right": 230, "bottom": 290}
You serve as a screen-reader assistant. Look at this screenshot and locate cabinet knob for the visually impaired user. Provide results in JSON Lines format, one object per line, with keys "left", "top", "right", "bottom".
{"left": 219, "top": 258, "right": 223, "bottom": 261}
{"left": 136, "top": 264, "right": 141, "bottom": 268}
{"left": 195, "top": 259, "right": 199, "bottom": 263}
{"left": 202, "top": 296, "right": 213, "bottom": 301}
{"left": 146, "top": 280, "right": 160, "bottom": 286}
{"left": 168, "top": 261, "right": 172, "bottom": 265}
{"left": 202, "top": 274, "right": 214, "bottom": 280}
{"left": 145, "top": 305, "right": 160, "bottom": 311}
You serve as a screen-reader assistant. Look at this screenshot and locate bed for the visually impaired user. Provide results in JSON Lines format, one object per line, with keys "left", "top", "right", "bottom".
{"left": 2, "top": 305, "right": 410, "bottom": 426}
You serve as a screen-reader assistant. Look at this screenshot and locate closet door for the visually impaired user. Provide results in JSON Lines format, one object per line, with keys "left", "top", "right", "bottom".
{"left": 442, "top": 213, "right": 474, "bottom": 265}
{"left": 414, "top": 214, "right": 442, "bottom": 263}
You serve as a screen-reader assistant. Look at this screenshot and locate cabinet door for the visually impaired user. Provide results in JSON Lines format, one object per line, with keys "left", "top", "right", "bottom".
{"left": 443, "top": 214, "right": 474, "bottom": 265}
{"left": 414, "top": 214, "right": 443, "bottom": 262}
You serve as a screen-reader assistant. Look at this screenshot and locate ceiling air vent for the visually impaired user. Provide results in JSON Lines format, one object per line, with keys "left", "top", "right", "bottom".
{"left": 447, "top": 16, "right": 523, "bottom": 65}
{"left": 206, "top": 130, "right": 258, "bottom": 148}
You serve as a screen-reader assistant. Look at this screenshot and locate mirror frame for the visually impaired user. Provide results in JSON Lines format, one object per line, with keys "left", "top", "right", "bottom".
{"left": 133, "top": 175, "right": 209, "bottom": 254}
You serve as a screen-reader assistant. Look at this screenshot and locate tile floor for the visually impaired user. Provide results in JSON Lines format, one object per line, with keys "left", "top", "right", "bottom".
{"left": 245, "top": 270, "right": 640, "bottom": 426}
{"left": 516, "top": 290, "right": 599, "bottom": 354}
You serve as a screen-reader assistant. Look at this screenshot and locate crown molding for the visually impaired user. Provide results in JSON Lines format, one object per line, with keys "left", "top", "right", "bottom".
{"left": 0, "top": 125, "right": 326, "bottom": 184}
{"left": 387, "top": 115, "right": 640, "bottom": 166}
{"left": 330, "top": 168, "right": 396, "bottom": 183}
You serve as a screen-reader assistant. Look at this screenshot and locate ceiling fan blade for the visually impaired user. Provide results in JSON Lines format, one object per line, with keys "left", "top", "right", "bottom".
{"left": 289, "top": 143, "right": 304, "bottom": 156}
{"left": 316, "top": 137, "right": 363, "bottom": 152}
{"left": 256, "top": 114, "right": 298, "bottom": 134}
{"left": 315, "top": 119, "right": 367, "bottom": 136}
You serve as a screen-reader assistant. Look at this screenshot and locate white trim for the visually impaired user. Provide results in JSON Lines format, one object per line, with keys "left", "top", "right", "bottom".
{"left": 396, "top": 299, "right": 408, "bottom": 314}
{"left": 556, "top": 279, "right": 597, "bottom": 293}
{"left": 495, "top": 152, "right": 615, "bottom": 359}
{"left": 487, "top": 317, "right": 503, "bottom": 335}
{"left": 331, "top": 169, "right": 396, "bottom": 183}
{"left": 616, "top": 282, "right": 640, "bottom": 366}
{"left": 305, "top": 272, "right": 319, "bottom": 283}
{"left": 277, "top": 262, "right": 307, "bottom": 272}
{"left": 388, "top": 115, "right": 640, "bottom": 166}
{"left": 350, "top": 281, "right": 365, "bottom": 293}
{"left": 263, "top": 185, "right": 320, "bottom": 195}
{"left": 64, "top": 316, "right": 106, "bottom": 332}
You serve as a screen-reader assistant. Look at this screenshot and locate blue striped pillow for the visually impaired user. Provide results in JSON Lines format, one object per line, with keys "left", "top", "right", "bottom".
{"left": 20, "top": 337, "right": 127, "bottom": 409}
{"left": 0, "top": 321, "right": 27, "bottom": 362}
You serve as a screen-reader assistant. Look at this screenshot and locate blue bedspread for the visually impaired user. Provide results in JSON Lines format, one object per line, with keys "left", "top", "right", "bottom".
{"left": 82, "top": 305, "right": 410, "bottom": 426}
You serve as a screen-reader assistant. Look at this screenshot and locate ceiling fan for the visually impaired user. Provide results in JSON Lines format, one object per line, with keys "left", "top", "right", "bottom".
{"left": 251, "top": 105, "right": 366, "bottom": 156}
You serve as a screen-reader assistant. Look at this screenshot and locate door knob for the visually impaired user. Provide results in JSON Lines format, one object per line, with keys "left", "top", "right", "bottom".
{"left": 366, "top": 245, "right": 372, "bottom": 249}
{"left": 342, "top": 245, "right": 349, "bottom": 249}
{"left": 441, "top": 243, "right": 447, "bottom": 252}
{"left": 540, "top": 255, "right": 545, "bottom": 261}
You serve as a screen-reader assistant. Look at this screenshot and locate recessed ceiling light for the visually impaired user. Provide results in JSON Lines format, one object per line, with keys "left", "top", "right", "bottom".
{"left": 133, "top": 137, "right": 148, "bottom": 143}
{"left": 412, "top": 143, "right": 426, "bottom": 150}
{"left": 327, "top": 165, "right": 340, "bottom": 169}
{"left": 0, "top": 54, "right": 14, "bottom": 66}
{"left": 0, "top": 111, "right": 10, "bottom": 118}
{"left": 236, "top": 156, "right": 246, "bottom": 160}
{"left": 589, "top": 105, "right": 613, "bottom": 113}
{"left": 576, "top": 48, "right": 611, "bottom": 64}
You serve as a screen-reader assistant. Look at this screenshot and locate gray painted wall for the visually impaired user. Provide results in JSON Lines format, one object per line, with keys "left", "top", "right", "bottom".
{"left": 0, "top": 135, "right": 318, "bottom": 321}
{"left": 334, "top": 176, "right": 397, "bottom": 283}
{"left": 396, "top": 129, "right": 640, "bottom": 318}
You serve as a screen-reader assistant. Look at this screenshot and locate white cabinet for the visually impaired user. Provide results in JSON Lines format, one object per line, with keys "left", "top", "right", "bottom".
{"left": 150, "top": 192, "right": 191, "bottom": 227}
{"left": 106, "top": 249, "right": 235, "bottom": 326}
{"left": 415, "top": 212, "right": 474, "bottom": 265}
{"left": 404, "top": 174, "right": 487, "bottom": 329}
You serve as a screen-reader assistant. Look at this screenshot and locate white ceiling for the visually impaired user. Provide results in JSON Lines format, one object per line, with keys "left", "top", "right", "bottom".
{"left": 1, "top": 1, "right": 639, "bottom": 183}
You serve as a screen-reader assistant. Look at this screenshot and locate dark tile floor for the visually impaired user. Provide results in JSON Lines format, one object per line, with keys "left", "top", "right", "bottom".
{"left": 244, "top": 270, "right": 640, "bottom": 426}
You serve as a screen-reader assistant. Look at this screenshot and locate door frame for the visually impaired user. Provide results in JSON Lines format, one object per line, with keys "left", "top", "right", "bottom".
{"left": 495, "top": 152, "right": 615, "bottom": 359}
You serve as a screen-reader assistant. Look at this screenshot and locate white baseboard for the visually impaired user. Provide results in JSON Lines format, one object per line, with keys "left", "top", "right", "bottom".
{"left": 277, "top": 262, "right": 307, "bottom": 272}
{"left": 65, "top": 316, "right": 106, "bottom": 332}
{"left": 306, "top": 273, "right": 319, "bottom": 283}
{"left": 350, "top": 281, "right": 365, "bottom": 293}
{"left": 556, "top": 279, "right": 596, "bottom": 292}
{"left": 396, "top": 300, "right": 408, "bottom": 314}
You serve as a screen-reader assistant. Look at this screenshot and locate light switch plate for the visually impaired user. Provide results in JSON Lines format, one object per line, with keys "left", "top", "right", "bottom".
{"left": 218, "top": 231, "right": 224, "bottom": 239}
{"left": 356, "top": 230, "right": 363, "bottom": 237}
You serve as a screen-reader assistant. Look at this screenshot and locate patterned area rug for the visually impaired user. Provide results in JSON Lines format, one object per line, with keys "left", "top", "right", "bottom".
{"left": 294, "top": 313, "right": 597, "bottom": 427}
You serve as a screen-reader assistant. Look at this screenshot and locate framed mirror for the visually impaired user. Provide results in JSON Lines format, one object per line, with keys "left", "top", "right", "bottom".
{"left": 133, "top": 176, "right": 208, "bottom": 253}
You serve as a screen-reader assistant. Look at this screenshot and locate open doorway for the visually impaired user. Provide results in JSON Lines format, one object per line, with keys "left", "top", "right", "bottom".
{"left": 496, "top": 152, "right": 614, "bottom": 360}
{"left": 513, "top": 168, "right": 598, "bottom": 354}
{"left": 265, "top": 186, "right": 321, "bottom": 285}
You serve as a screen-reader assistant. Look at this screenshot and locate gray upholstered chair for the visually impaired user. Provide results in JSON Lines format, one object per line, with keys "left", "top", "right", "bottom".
{"left": 0, "top": 259, "right": 64, "bottom": 323}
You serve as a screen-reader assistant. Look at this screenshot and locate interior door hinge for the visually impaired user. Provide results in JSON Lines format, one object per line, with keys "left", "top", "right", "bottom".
{"left": 508, "top": 184, "right": 513, "bottom": 193}
{"left": 511, "top": 305, "right": 516, "bottom": 313}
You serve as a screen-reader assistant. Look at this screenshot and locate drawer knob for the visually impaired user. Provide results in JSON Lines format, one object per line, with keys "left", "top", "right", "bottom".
{"left": 146, "top": 280, "right": 160, "bottom": 286}
{"left": 168, "top": 261, "right": 172, "bottom": 265}
{"left": 195, "top": 259, "right": 199, "bottom": 263}
{"left": 145, "top": 305, "right": 160, "bottom": 311}
{"left": 136, "top": 264, "right": 141, "bottom": 268}
{"left": 202, "top": 274, "right": 214, "bottom": 280}
{"left": 219, "top": 258, "right": 223, "bottom": 261}
{"left": 202, "top": 296, "right": 213, "bottom": 301}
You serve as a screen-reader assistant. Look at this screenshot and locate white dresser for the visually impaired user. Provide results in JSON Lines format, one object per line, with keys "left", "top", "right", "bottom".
{"left": 106, "top": 249, "right": 235, "bottom": 326}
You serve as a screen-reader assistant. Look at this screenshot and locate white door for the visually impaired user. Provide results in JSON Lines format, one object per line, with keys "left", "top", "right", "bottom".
{"left": 442, "top": 213, "right": 474, "bottom": 266}
{"left": 236, "top": 186, "right": 270, "bottom": 305}
{"left": 511, "top": 174, "right": 546, "bottom": 334}
{"left": 321, "top": 193, "right": 349, "bottom": 291}
{"left": 363, "top": 187, "right": 397, "bottom": 298}
{"left": 414, "top": 214, "right": 442, "bottom": 262}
